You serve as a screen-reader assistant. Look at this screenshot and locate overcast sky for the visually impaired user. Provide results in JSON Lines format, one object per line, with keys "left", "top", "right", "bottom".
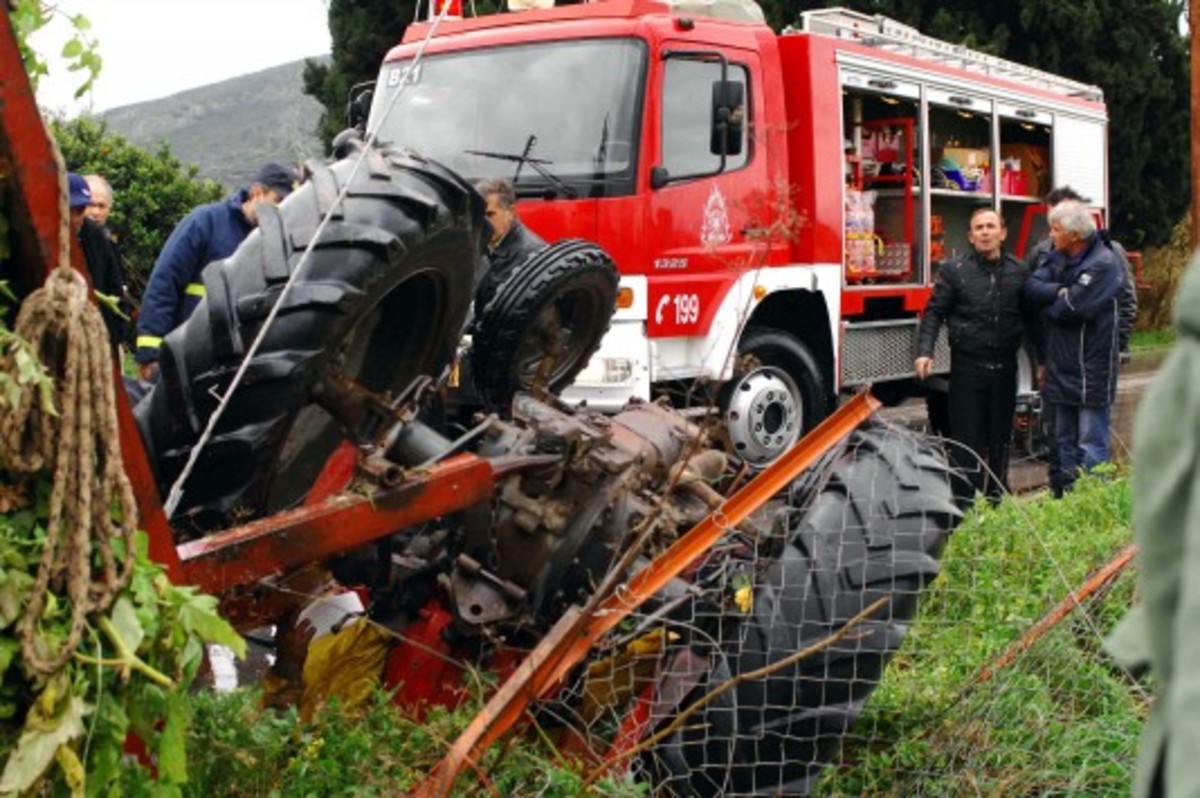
{"left": 31, "top": 0, "right": 333, "bottom": 115}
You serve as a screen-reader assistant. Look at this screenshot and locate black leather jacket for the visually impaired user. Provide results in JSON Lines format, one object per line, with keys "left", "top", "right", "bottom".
{"left": 916, "top": 249, "right": 1030, "bottom": 367}
{"left": 473, "top": 220, "right": 546, "bottom": 316}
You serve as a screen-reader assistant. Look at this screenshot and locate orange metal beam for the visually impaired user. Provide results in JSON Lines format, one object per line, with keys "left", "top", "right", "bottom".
{"left": 416, "top": 391, "right": 880, "bottom": 797}
{"left": 177, "top": 454, "right": 494, "bottom": 594}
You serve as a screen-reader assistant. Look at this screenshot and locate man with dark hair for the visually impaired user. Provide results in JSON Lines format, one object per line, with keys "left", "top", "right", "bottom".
{"left": 1024, "top": 200, "right": 1124, "bottom": 491}
{"left": 916, "top": 207, "right": 1030, "bottom": 502}
{"left": 135, "top": 162, "right": 299, "bottom": 380}
{"left": 472, "top": 178, "right": 545, "bottom": 316}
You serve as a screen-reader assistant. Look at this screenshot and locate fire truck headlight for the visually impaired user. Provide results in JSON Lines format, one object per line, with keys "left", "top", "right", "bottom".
{"left": 603, "top": 358, "right": 633, "bottom": 383}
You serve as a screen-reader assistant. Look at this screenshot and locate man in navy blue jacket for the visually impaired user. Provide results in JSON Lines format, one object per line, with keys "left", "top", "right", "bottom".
{"left": 134, "top": 162, "right": 299, "bottom": 380}
{"left": 1024, "top": 200, "right": 1125, "bottom": 491}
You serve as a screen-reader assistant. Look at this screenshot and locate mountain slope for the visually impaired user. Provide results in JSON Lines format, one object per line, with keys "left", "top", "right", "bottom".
{"left": 103, "top": 58, "right": 330, "bottom": 190}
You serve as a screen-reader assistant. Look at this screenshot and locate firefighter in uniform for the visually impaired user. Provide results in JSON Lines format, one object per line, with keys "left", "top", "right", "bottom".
{"left": 134, "top": 162, "right": 298, "bottom": 380}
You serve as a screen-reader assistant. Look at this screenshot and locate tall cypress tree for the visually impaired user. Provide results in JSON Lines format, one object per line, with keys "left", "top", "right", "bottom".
{"left": 302, "top": 0, "right": 419, "bottom": 151}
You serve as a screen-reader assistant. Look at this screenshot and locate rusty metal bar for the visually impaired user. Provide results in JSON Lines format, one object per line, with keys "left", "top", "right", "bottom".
{"left": 417, "top": 391, "right": 880, "bottom": 797}
{"left": 177, "top": 454, "right": 494, "bottom": 594}
{"left": 978, "top": 543, "right": 1137, "bottom": 683}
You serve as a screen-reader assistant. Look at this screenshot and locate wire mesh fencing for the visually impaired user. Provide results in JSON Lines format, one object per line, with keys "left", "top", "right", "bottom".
{"left": 191, "top": 421, "right": 1144, "bottom": 797}
{"left": 522, "top": 423, "right": 1144, "bottom": 796}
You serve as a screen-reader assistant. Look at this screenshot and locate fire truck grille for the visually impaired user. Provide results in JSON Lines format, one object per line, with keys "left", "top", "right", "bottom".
{"left": 841, "top": 320, "right": 949, "bottom": 385}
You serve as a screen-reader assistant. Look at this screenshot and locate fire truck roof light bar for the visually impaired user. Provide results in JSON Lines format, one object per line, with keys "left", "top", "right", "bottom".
{"left": 797, "top": 8, "right": 1104, "bottom": 104}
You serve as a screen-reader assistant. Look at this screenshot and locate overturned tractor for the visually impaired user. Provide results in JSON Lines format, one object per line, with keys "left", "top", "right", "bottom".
{"left": 121, "top": 142, "right": 961, "bottom": 795}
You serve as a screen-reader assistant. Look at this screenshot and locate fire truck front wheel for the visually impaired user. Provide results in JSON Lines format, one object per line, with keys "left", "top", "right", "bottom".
{"left": 722, "top": 328, "right": 830, "bottom": 466}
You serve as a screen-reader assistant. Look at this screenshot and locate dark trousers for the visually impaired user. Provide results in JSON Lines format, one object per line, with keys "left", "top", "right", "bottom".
{"left": 948, "top": 361, "right": 1017, "bottom": 501}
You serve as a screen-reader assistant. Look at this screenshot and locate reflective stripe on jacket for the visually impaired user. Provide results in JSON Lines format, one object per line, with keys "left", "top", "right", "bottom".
{"left": 135, "top": 190, "right": 251, "bottom": 363}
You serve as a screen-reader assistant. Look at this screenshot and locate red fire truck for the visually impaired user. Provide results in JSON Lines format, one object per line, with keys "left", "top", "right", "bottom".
{"left": 363, "top": 1, "right": 1108, "bottom": 464}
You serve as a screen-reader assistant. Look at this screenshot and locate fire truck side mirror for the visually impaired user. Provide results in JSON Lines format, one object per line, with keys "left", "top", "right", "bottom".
{"left": 710, "top": 79, "right": 745, "bottom": 157}
{"left": 346, "top": 81, "right": 376, "bottom": 132}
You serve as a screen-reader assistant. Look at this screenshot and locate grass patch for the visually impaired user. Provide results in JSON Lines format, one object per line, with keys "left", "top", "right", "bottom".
{"left": 820, "top": 472, "right": 1148, "bottom": 795}
{"left": 1130, "top": 327, "right": 1176, "bottom": 351}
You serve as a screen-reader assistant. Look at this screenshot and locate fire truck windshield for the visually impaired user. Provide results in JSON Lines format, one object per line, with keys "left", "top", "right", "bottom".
{"left": 368, "top": 38, "right": 646, "bottom": 197}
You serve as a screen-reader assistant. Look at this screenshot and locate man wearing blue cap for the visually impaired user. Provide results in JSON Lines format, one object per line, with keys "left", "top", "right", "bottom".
{"left": 134, "top": 162, "right": 299, "bottom": 380}
{"left": 68, "top": 172, "right": 128, "bottom": 347}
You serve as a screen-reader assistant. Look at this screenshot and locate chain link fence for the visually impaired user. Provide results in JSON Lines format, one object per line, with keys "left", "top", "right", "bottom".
{"left": 516, "top": 427, "right": 1143, "bottom": 796}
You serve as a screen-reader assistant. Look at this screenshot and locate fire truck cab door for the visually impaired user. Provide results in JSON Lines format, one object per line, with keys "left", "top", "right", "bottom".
{"left": 646, "top": 45, "right": 768, "bottom": 339}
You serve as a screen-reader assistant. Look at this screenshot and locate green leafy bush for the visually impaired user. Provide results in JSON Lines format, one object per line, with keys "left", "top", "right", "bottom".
{"left": 48, "top": 115, "right": 225, "bottom": 293}
{"left": 186, "top": 684, "right": 649, "bottom": 797}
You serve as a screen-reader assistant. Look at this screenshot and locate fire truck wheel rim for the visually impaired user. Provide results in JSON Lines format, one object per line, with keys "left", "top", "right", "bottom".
{"left": 724, "top": 366, "right": 803, "bottom": 465}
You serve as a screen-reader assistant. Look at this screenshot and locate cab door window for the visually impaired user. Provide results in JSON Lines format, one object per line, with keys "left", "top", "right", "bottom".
{"left": 661, "top": 59, "right": 749, "bottom": 179}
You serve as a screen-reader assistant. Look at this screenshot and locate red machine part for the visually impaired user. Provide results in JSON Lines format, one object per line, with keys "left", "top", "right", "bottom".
{"left": 384, "top": 600, "right": 468, "bottom": 716}
{"left": 0, "top": 10, "right": 68, "bottom": 297}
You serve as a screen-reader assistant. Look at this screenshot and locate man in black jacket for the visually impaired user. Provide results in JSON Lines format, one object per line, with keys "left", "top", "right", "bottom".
{"left": 67, "top": 172, "right": 127, "bottom": 349}
{"left": 915, "top": 208, "right": 1030, "bottom": 502}
{"left": 473, "top": 178, "right": 546, "bottom": 317}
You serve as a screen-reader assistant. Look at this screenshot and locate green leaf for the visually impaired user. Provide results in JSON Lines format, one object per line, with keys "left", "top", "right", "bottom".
{"left": 110, "top": 596, "right": 145, "bottom": 653}
{"left": 84, "top": 697, "right": 129, "bottom": 797}
{"left": 180, "top": 635, "right": 204, "bottom": 684}
{"left": 177, "top": 593, "right": 246, "bottom": 658}
{"left": 0, "top": 375, "right": 18, "bottom": 410}
{"left": 61, "top": 36, "right": 83, "bottom": 58}
{"left": 0, "top": 568, "right": 34, "bottom": 629}
{"left": 0, "top": 636, "right": 18, "bottom": 680}
{"left": 157, "top": 694, "right": 187, "bottom": 784}
{"left": 55, "top": 744, "right": 86, "bottom": 795}
{"left": 0, "top": 695, "right": 90, "bottom": 794}
{"left": 149, "top": 783, "right": 183, "bottom": 798}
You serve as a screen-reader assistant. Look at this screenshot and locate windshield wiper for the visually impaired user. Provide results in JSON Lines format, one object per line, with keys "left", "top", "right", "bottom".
{"left": 466, "top": 135, "right": 578, "bottom": 198}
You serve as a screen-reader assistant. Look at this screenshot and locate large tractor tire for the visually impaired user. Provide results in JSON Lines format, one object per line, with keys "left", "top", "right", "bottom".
{"left": 470, "top": 239, "right": 617, "bottom": 409}
{"left": 645, "top": 423, "right": 962, "bottom": 796}
{"left": 722, "top": 327, "right": 831, "bottom": 467}
{"left": 136, "top": 143, "right": 486, "bottom": 525}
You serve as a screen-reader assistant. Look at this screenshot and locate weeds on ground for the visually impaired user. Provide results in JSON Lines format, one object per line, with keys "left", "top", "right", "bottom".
{"left": 185, "top": 680, "right": 649, "bottom": 797}
{"left": 822, "top": 471, "right": 1148, "bottom": 795}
